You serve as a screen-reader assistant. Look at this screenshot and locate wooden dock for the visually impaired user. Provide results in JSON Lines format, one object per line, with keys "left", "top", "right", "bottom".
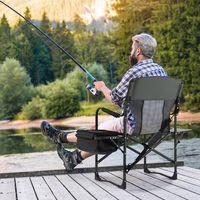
{"left": 1, "top": 166, "right": 200, "bottom": 200}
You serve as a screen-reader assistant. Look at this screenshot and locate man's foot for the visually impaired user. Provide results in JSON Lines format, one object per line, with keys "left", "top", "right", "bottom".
{"left": 57, "top": 144, "right": 82, "bottom": 171}
{"left": 41, "top": 121, "right": 62, "bottom": 144}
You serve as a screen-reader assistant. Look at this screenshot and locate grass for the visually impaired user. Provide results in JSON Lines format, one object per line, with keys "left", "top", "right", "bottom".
{"left": 74, "top": 101, "right": 122, "bottom": 116}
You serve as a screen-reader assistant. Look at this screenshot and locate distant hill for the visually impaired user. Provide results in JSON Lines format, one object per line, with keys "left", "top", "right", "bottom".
{"left": 0, "top": 0, "right": 115, "bottom": 31}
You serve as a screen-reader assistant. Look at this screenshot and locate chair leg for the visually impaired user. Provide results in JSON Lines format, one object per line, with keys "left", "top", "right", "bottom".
{"left": 120, "top": 137, "right": 127, "bottom": 189}
{"left": 94, "top": 135, "right": 127, "bottom": 189}
{"left": 143, "top": 156, "right": 151, "bottom": 173}
{"left": 95, "top": 154, "right": 101, "bottom": 181}
{"left": 143, "top": 135, "right": 151, "bottom": 173}
{"left": 170, "top": 115, "right": 178, "bottom": 180}
{"left": 171, "top": 130, "right": 178, "bottom": 180}
{"left": 143, "top": 130, "right": 178, "bottom": 179}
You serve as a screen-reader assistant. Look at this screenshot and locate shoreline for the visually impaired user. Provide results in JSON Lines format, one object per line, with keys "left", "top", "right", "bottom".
{"left": 0, "top": 112, "right": 199, "bottom": 130}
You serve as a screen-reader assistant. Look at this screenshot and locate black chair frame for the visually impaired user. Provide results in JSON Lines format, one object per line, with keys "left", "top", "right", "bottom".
{"left": 94, "top": 102, "right": 180, "bottom": 189}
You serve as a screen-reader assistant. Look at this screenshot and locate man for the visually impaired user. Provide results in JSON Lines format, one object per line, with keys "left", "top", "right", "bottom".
{"left": 41, "top": 33, "right": 167, "bottom": 171}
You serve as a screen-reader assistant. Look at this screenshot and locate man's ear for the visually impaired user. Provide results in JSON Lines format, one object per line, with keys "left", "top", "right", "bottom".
{"left": 136, "top": 48, "right": 141, "bottom": 56}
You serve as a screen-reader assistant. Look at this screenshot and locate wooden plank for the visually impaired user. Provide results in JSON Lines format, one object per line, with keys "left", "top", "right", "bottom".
{"left": 71, "top": 174, "right": 117, "bottom": 200}
{"left": 179, "top": 166, "right": 200, "bottom": 174}
{"left": 112, "top": 171, "right": 185, "bottom": 200}
{"left": 99, "top": 172, "right": 162, "bottom": 200}
{"left": 177, "top": 167, "right": 200, "bottom": 180}
{"left": 175, "top": 168, "right": 200, "bottom": 181}
{"left": 57, "top": 174, "right": 95, "bottom": 200}
{"left": 128, "top": 170, "right": 200, "bottom": 199}
{"left": 138, "top": 168, "right": 200, "bottom": 195}
{"left": 0, "top": 178, "right": 16, "bottom": 200}
{"left": 84, "top": 172, "right": 139, "bottom": 200}
{"left": 160, "top": 168, "right": 200, "bottom": 187}
{"left": 30, "top": 176, "right": 56, "bottom": 200}
{"left": 43, "top": 176, "right": 74, "bottom": 200}
{"left": 16, "top": 177, "right": 37, "bottom": 200}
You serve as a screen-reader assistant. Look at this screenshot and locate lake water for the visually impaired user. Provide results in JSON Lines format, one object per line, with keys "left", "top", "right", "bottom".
{"left": 0, "top": 123, "right": 200, "bottom": 168}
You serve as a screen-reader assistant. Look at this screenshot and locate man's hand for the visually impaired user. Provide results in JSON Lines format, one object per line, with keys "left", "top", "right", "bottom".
{"left": 94, "top": 81, "right": 112, "bottom": 101}
{"left": 94, "top": 81, "right": 106, "bottom": 92}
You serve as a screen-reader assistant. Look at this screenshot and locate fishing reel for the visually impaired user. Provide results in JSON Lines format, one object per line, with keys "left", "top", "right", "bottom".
{"left": 86, "top": 83, "right": 99, "bottom": 96}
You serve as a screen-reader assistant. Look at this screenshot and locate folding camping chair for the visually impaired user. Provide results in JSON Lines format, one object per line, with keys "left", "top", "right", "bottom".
{"left": 77, "top": 77, "right": 183, "bottom": 189}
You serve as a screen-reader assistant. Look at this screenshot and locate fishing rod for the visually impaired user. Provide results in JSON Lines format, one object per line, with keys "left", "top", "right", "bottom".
{"left": 0, "top": 1, "right": 98, "bottom": 96}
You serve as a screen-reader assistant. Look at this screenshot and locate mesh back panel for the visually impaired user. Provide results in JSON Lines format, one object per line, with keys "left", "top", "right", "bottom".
{"left": 141, "top": 100, "right": 164, "bottom": 134}
{"left": 126, "top": 77, "right": 183, "bottom": 136}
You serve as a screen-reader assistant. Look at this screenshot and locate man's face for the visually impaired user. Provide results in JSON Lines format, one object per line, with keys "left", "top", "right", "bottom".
{"left": 129, "top": 41, "right": 138, "bottom": 66}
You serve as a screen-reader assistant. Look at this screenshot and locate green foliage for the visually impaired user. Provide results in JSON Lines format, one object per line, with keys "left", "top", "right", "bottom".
{"left": 51, "top": 21, "right": 76, "bottom": 79}
{"left": 110, "top": 0, "right": 199, "bottom": 111}
{"left": 9, "top": 33, "right": 33, "bottom": 75}
{"left": 9, "top": 9, "right": 54, "bottom": 85}
{"left": 73, "top": 31, "right": 117, "bottom": 84}
{"left": 65, "top": 67, "right": 87, "bottom": 101}
{"left": 20, "top": 79, "right": 80, "bottom": 119}
{"left": 110, "top": 0, "right": 158, "bottom": 78}
{"left": 90, "top": 62, "right": 109, "bottom": 83}
{"left": 18, "top": 96, "right": 44, "bottom": 119}
{"left": 0, "top": 58, "right": 33, "bottom": 119}
{"left": 73, "top": 14, "right": 87, "bottom": 32}
{"left": 87, "top": 62, "right": 110, "bottom": 102}
{"left": 151, "top": 0, "right": 200, "bottom": 111}
{"left": 0, "top": 14, "right": 11, "bottom": 62}
{"left": 18, "top": 62, "right": 111, "bottom": 119}
{"left": 42, "top": 80, "right": 80, "bottom": 118}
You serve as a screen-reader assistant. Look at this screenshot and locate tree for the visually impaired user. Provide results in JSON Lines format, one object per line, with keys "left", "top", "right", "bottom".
{"left": 13, "top": 8, "right": 54, "bottom": 85}
{"left": 43, "top": 80, "right": 80, "bottom": 118}
{"left": 73, "top": 14, "right": 87, "bottom": 32}
{"left": 151, "top": 0, "right": 200, "bottom": 111}
{"left": 0, "top": 14, "right": 11, "bottom": 62}
{"left": 32, "top": 11, "right": 54, "bottom": 84}
{"left": 0, "top": 58, "right": 33, "bottom": 119}
{"left": 51, "top": 20, "right": 76, "bottom": 79}
{"left": 12, "top": 7, "right": 38, "bottom": 84}
{"left": 40, "top": 11, "right": 52, "bottom": 34}
{"left": 9, "top": 33, "right": 33, "bottom": 76}
{"left": 110, "top": 0, "right": 159, "bottom": 78}
{"left": 73, "top": 29, "right": 116, "bottom": 85}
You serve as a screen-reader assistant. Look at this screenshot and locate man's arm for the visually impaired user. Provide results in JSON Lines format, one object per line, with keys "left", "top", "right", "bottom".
{"left": 94, "top": 81, "right": 112, "bottom": 102}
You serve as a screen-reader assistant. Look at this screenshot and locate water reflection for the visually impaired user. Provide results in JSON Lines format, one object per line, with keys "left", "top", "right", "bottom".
{"left": 0, "top": 128, "right": 57, "bottom": 155}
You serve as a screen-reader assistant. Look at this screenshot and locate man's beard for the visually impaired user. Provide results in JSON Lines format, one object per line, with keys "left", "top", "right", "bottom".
{"left": 129, "top": 55, "right": 138, "bottom": 66}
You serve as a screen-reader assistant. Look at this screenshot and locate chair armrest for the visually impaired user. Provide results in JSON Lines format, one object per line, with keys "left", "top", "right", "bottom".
{"left": 95, "top": 107, "right": 122, "bottom": 130}
{"left": 96, "top": 107, "right": 121, "bottom": 118}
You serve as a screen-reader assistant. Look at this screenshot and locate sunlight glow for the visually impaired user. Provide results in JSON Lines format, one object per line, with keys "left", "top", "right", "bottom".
{"left": 95, "top": 1, "right": 105, "bottom": 18}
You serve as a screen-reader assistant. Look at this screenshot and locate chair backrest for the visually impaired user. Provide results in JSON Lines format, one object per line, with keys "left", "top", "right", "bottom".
{"left": 126, "top": 77, "right": 183, "bottom": 135}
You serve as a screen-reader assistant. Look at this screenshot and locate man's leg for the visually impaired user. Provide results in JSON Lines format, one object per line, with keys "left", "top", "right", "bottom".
{"left": 62, "top": 132, "right": 96, "bottom": 159}
{"left": 41, "top": 121, "right": 93, "bottom": 171}
{"left": 41, "top": 117, "right": 124, "bottom": 171}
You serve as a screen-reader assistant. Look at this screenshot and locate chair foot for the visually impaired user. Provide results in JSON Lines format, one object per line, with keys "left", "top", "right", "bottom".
{"left": 144, "top": 166, "right": 151, "bottom": 173}
{"left": 143, "top": 167, "right": 178, "bottom": 180}
{"left": 119, "top": 181, "right": 126, "bottom": 189}
{"left": 95, "top": 172, "right": 101, "bottom": 181}
{"left": 144, "top": 165, "right": 151, "bottom": 174}
{"left": 170, "top": 172, "right": 177, "bottom": 180}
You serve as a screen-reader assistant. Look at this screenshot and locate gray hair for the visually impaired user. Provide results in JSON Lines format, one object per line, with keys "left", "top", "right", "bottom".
{"left": 132, "top": 33, "right": 157, "bottom": 58}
